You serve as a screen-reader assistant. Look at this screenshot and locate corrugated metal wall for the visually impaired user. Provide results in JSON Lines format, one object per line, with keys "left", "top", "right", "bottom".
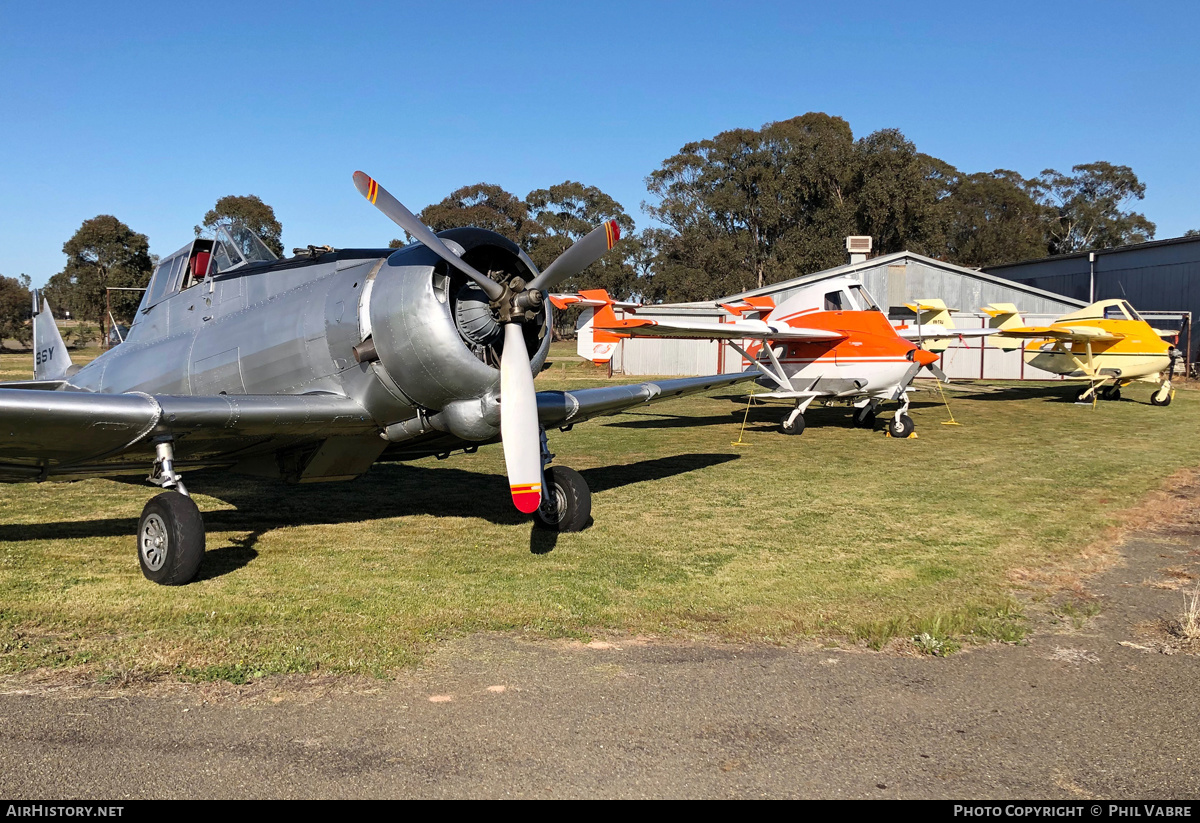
{"left": 986, "top": 237, "right": 1200, "bottom": 332}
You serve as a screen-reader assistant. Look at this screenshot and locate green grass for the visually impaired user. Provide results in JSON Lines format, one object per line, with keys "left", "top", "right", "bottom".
{"left": 1, "top": 343, "right": 1197, "bottom": 681}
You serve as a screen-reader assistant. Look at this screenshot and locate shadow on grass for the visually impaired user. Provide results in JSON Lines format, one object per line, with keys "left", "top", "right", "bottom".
{"left": 950, "top": 385, "right": 1085, "bottom": 403}
{"left": 0, "top": 454, "right": 740, "bottom": 565}
{"left": 609, "top": 399, "right": 946, "bottom": 432}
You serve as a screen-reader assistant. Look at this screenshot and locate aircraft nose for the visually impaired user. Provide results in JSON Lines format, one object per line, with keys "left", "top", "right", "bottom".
{"left": 913, "top": 348, "right": 940, "bottom": 367}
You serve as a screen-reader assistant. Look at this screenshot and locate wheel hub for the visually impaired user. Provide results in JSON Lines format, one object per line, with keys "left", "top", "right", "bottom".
{"left": 539, "top": 484, "right": 566, "bottom": 524}
{"left": 140, "top": 513, "right": 168, "bottom": 572}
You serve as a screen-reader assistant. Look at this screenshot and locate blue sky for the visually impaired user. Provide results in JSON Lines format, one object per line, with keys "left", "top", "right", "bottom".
{"left": 1, "top": 0, "right": 1197, "bottom": 286}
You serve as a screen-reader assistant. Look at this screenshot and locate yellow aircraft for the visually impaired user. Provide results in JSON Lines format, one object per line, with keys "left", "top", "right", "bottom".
{"left": 985, "top": 299, "right": 1180, "bottom": 405}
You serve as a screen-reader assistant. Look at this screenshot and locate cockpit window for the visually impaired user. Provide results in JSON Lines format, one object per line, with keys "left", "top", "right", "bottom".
{"left": 205, "top": 222, "right": 278, "bottom": 276}
{"left": 824, "top": 291, "right": 844, "bottom": 311}
{"left": 849, "top": 285, "right": 882, "bottom": 312}
{"left": 1104, "top": 304, "right": 1130, "bottom": 320}
{"left": 1123, "top": 301, "right": 1142, "bottom": 321}
{"left": 141, "top": 250, "right": 187, "bottom": 310}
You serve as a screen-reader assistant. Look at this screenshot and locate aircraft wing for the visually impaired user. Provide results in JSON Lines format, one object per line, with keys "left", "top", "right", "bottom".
{"left": 996, "top": 325, "right": 1123, "bottom": 341}
{"left": 537, "top": 371, "right": 760, "bottom": 427}
{"left": 746, "top": 390, "right": 827, "bottom": 401}
{"left": 893, "top": 326, "right": 999, "bottom": 341}
{"left": 0, "top": 389, "right": 375, "bottom": 477}
{"left": 597, "top": 316, "right": 845, "bottom": 342}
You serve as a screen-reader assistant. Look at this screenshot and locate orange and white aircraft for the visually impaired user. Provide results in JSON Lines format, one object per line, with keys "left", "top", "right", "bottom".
{"left": 986, "top": 298, "right": 1180, "bottom": 405}
{"left": 554, "top": 277, "right": 978, "bottom": 437}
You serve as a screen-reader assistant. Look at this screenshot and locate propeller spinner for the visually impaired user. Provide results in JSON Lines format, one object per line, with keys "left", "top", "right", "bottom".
{"left": 353, "top": 171, "right": 621, "bottom": 514}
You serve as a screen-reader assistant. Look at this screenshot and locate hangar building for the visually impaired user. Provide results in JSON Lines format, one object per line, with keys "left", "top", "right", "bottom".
{"left": 609, "top": 248, "right": 1086, "bottom": 379}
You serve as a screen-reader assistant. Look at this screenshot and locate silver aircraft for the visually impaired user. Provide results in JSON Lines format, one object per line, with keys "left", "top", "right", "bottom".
{"left": 0, "top": 173, "right": 754, "bottom": 585}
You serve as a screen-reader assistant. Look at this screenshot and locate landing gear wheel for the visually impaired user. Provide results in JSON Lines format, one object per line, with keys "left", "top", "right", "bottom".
{"left": 889, "top": 413, "right": 914, "bottom": 438}
{"left": 138, "top": 492, "right": 205, "bottom": 585}
{"left": 1151, "top": 384, "right": 1173, "bottom": 407}
{"left": 1075, "top": 387, "right": 1096, "bottom": 403}
{"left": 1100, "top": 386, "right": 1121, "bottom": 401}
{"left": 854, "top": 410, "right": 877, "bottom": 429}
{"left": 781, "top": 411, "right": 806, "bottom": 435}
{"left": 535, "top": 466, "right": 591, "bottom": 532}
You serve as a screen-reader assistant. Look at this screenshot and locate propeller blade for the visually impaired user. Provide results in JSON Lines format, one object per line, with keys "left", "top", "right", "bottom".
{"left": 527, "top": 220, "right": 621, "bottom": 292}
{"left": 353, "top": 171, "right": 504, "bottom": 301}
{"left": 926, "top": 363, "right": 950, "bottom": 383}
{"left": 499, "top": 322, "right": 544, "bottom": 513}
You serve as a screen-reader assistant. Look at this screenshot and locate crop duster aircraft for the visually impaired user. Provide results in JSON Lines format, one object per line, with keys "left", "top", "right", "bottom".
{"left": 984, "top": 298, "right": 1180, "bottom": 404}
{"left": 0, "top": 173, "right": 756, "bottom": 585}
{"left": 553, "top": 277, "right": 999, "bottom": 438}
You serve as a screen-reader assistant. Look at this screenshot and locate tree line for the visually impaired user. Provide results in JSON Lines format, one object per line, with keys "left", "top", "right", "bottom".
{"left": 0, "top": 111, "right": 1173, "bottom": 349}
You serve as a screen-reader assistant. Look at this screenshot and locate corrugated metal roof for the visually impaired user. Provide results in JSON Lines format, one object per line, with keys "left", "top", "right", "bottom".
{"left": 717, "top": 251, "right": 1086, "bottom": 308}
{"left": 985, "top": 233, "right": 1200, "bottom": 271}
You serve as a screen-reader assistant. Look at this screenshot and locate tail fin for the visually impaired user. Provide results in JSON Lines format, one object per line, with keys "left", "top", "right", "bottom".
{"left": 904, "top": 298, "right": 957, "bottom": 353}
{"left": 550, "top": 289, "right": 635, "bottom": 363}
{"left": 574, "top": 292, "right": 620, "bottom": 364}
{"left": 981, "top": 303, "right": 1024, "bottom": 351}
{"left": 32, "top": 290, "right": 72, "bottom": 380}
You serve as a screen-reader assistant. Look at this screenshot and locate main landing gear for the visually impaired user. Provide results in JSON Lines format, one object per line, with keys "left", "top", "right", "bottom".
{"left": 779, "top": 396, "right": 816, "bottom": 436}
{"left": 852, "top": 399, "right": 879, "bottom": 430}
{"left": 138, "top": 441, "right": 205, "bottom": 585}
{"left": 780, "top": 407, "right": 806, "bottom": 436}
{"left": 534, "top": 428, "right": 592, "bottom": 532}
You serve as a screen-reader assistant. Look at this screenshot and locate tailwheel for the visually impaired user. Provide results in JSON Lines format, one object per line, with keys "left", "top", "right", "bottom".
{"left": 780, "top": 409, "right": 805, "bottom": 435}
{"left": 888, "top": 413, "right": 914, "bottom": 439}
{"left": 1100, "top": 386, "right": 1121, "bottom": 401}
{"left": 1151, "top": 383, "right": 1173, "bottom": 407}
{"left": 138, "top": 492, "right": 205, "bottom": 585}
{"left": 535, "top": 466, "right": 591, "bottom": 532}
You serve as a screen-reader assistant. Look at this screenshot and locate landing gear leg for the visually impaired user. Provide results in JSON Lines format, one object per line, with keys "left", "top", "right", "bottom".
{"left": 139, "top": 440, "right": 205, "bottom": 585}
{"left": 780, "top": 395, "right": 815, "bottom": 436}
{"left": 853, "top": 399, "right": 880, "bottom": 429}
{"left": 535, "top": 428, "right": 592, "bottom": 532}
{"left": 1151, "top": 350, "right": 1178, "bottom": 407}
{"left": 888, "top": 394, "right": 914, "bottom": 438}
{"left": 781, "top": 407, "right": 805, "bottom": 436}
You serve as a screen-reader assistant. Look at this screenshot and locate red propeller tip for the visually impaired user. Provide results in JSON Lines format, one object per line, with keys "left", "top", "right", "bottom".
{"left": 510, "top": 484, "right": 542, "bottom": 514}
{"left": 605, "top": 220, "right": 620, "bottom": 249}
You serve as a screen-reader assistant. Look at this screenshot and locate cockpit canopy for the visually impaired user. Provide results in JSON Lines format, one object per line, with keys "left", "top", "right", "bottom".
{"left": 137, "top": 221, "right": 278, "bottom": 312}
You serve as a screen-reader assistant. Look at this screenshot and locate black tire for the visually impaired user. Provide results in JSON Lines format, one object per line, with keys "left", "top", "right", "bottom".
{"left": 854, "top": 410, "right": 877, "bottom": 429}
{"left": 1150, "top": 385, "right": 1172, "bottom": 407}
{"left": 889, "top": 413, "right": 914, "bottom": 438}
{"left": 535, "top": 466, "right": 591, "bottom": 533}
{"left": 1101, "top": 386, "right": 1121, "bottom": 401}
{"left": 781, "top": 412, "right": 806, "bottom": 435}
{"left": 138, "top": 492, "right": 205, "bottom": 585}
{"left": 1075, "top": 388, "right": 1095, "bottom": 403}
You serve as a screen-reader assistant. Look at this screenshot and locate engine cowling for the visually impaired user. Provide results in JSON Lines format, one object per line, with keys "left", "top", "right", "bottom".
{"left": 366, "top": 228, "right": 551, "bottom": 441}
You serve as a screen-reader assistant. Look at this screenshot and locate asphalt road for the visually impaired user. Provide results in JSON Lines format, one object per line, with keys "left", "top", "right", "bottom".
{"left": 1, "top": 528, "right": 1198, "bottom": 799}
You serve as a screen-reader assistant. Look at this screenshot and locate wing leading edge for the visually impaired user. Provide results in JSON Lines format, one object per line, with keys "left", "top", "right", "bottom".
{"left": 0, "top": 389, "right": 375, "bottom": 478}
{"left": 537, "top": 371, "right": 760, "bottom": 427}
